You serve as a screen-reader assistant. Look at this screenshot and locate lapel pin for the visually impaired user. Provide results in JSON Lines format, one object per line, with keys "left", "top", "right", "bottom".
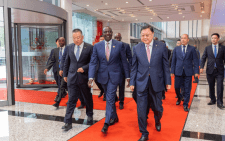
{"left": 113, "top": 46, "right": 115, "bottom": 48}
{"left": 84, "top": 47, "right": 86, "bottom": 48}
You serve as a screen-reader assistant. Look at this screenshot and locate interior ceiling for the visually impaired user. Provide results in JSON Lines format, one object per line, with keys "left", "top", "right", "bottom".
{"left": 11, "top": 8, "right": 64, "bottom": 24}
{"left": 72, "top": 0, "right": 212, "bottom": 23}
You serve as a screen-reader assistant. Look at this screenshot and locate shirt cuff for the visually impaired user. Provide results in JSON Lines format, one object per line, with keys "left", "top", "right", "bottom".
{"left": 89, "top": 78, "right": 93, "bottom": 80}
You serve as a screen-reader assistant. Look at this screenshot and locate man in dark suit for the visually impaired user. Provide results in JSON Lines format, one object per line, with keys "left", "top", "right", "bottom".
{"left": 88, "top": 26, "right": 130, "bottom": 134}
{"left": 200, "top": 33, "right": 225, "bottom": 109}
{"left": 171, "top": 34, "right": 199, "bottom": 112}
{"left": 62, "top": 29, "right": 94, "bottom": 131}
{"left": 44, "top": 37, "right": 67, "bottom": 108}
{"left": 130, "top": 25, "right": 171, "bottom": 141}
{"left": 114, "top": 33, "right": 132, "bottom": 109}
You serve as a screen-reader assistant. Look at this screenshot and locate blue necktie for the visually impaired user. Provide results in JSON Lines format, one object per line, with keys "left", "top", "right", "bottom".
{"left": 182, "top": 46, "right": 186, "bottom": 58}
{"left": 76, "top": 46, "right": 80, "bottom": 61}
{"left": 59, "top": 47, "right": 62, "bottom": 68}
{"left": 214, "top": 45, "right": 217, "bottom": 68}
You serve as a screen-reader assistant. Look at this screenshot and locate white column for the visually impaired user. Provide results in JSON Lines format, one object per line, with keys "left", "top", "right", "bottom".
{"left": 61, "top": 0, "right": 73, "bottom": 44}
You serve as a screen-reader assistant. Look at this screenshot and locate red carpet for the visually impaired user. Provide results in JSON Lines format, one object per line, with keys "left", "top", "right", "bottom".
{"left": 69, "top": 76, "right": 198, "bottom": 141}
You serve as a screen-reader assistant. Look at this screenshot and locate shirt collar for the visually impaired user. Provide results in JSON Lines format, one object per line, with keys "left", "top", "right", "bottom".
{"left": 145, "top": 39, "right": 154, "bottom": 47}
{"left": 212, "top": 44, "right": 219, "bottom": 47}
{"left": 105, "top": 39, "right": 112, "bottom": 45}
{"left": 76, "top": 42, "right": 84, "bottom": 48}
{"left": 59, "top": 46, "right": 65, "bottom": 49}
{"left": 182, "top": 44, "right": 188, "bottom": 47}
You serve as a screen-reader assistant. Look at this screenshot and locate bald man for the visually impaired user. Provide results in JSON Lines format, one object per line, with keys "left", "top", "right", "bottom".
{"left": 171, "top": 34, "right": 199, "bottom": 112}
{"left": 114, "top": 33, "right": 132, "bottom": 109}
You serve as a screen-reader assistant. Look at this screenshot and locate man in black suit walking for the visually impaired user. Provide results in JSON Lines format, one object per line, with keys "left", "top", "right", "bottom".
{"left": 200, "top": 33, "right": 225, "bottom": 109}
{"left": 62, "top": 29, "right": 94, "bottom": 131}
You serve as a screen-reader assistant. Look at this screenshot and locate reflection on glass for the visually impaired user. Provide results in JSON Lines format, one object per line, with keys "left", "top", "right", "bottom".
{"left": 0, "top": 111, "right": 9, "bottom": 138}
{"left": 20, "top": 25, "right": 59, "bottom": 85}
{"left": 0, "top": 7, "right": 7, "bottom": 101}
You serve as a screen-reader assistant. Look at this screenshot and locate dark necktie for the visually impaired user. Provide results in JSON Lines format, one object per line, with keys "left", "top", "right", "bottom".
{"left": 59, "top": 47, "right": 62, "bottom": 68}
{"left": 214, "top": 45, "right": 217, "bottom": 68}
{"left": 76, "top": 46, "right": 80, "bottom": 61}
{"left": 182, "top": 46, "right": 186, "bottom": 58}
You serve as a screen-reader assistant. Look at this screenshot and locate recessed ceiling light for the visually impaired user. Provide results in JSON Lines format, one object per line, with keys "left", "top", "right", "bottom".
{"left": 167, "top": 17, "right": 169, "bottom": 18}
{"left": 136, "top": 19, "right": 138, "bottom": 20}
{"left": 150, "top": 18, "right": 153, "bottom": 19}
{"left": 183, "top": 16, "right": 185, "bottom": 18}
{"left": 122, "top": 19, "right": 124, "bottom": 21}
{"left": 179, "top": 12, "right": 182, "bottom": 14}
{"left": 201, "top": 11, "right": 205, "bottom": 13}
{"left": 149, "top": 0, "right": 152, "bottom": 1}
{"left": 86, "top": 5, "right": 89, "bottom": 6}
{"left": 108, "top": 20, "right": 110, "bottom": 21}
{"left": 126, "top": 2, "right": 128, "bottom": 3}
{"left": 105, "top": 3, "right": 108, "bottom": 5}
{"left": 200, "top": 15, "right": 202, "bottom": 17}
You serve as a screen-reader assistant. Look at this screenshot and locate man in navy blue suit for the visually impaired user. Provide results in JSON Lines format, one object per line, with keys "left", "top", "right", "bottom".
{"left": 171, "top": 34, "right": 199, "bottom": 112}
{"left": 200, "top": 33, "right": 225, "bottom": 109}
{"left": 62, "top": 29, "right": 94, "bottom": 131}
{"left": 88, "top": 26, "right": 130, "bottom": 134}
{"left": 130, "top": 25, "right": 171, "bottom": 141}
{"left": 114, "top": 33, "right": 132, "bottom": 109}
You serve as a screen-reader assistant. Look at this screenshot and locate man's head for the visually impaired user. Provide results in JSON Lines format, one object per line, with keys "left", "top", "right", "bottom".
{"left": 154, "top": 37, "right": 158, "bottom": 41}
{"left": 99, "top": 35, "right": 104, "bottom": 42}
{"left": 176, "top": 39, "right": 181, "bottom": 46}
{"left": 72, "top": 28, "right": 84, "bottom": 46}
{"left": 140, "top": 25, "right": 154, "bottom": 45}
{"left": 56, "top": 38, "right": 60, "bottom": 47}
{"left": 114, "top": 33, "right": 122, "bottom": 41}
{"left": 181, "top": 34, "right": 189, "bottom": 46}
{"left": 103, "top": 26, "right": 113, "bottom": 42}
{"left": 58, "top": 37, "right": 65, "bottom": 47}
{"left": 211, "top": 33, "right": 220, "bottom": 45}
{"left": 159, "top": 40, "right": 166, "bottom": 44}
{"left": 193, "top": 44, "right": 197, "bottom": 48}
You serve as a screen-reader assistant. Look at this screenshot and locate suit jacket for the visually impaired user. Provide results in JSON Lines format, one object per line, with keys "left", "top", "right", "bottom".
{"left": 130, "top": 40, "right": 171, "bottom": 93}
{"left": 88, "top": 39, "right": 130, "bottom": 85}
{"left": 121, "top": 42, "right": 132, "bottom": 74}
{"left": 200, "top": 44, "right": 225, "bottom": 75}
{"left": 63, "top": 43, "right": 93, "bottom": 87}
{"left": 47, "top": 48, "right": 57, "bottom": 73}
{"left": 171, "top": 45, "right": 199, "bottom": 76}
{"left": 46, "top": 48, "right": 60, "bottom": 73}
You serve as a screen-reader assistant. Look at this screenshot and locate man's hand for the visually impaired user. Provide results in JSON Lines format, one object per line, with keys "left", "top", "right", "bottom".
{"left": 130, "top": 85, "right": 135, "bottom": 91}
{"left": 59, "top": 70, "right": 63, "bottom": 77}
{"left": 88, "top": 79, "right": 93, "bottom": 88}
{"left": 171, "top": 73, "right": 174, "bottom": 77}
{"left": 64, "top": 77, "right": 67, "bottom": 82}
{"left": 195, "top": 74, "right": 199, "bottom": 77}
{"left": 126, "top": 79, "right": 130, "bottom": 87}
{"left": 44, "top": 69, "right": 48, "bottom": 75}
{"left": 200, "top": 69, "right": 203, "bottom": 74}
{"left": 77, "top": 68, "right": 84, "bottom": 73}
{"left": 166, "top": 85, "right": 171, "bottom": 90}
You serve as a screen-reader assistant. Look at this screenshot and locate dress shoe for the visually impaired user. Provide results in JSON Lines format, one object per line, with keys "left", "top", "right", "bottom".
{"left": 176, "top": 99, "right": 181, "bottom": 105}
{"left": 155, "top": 122, "right": 161, "bottom": 132}
{"left": 119, "top": 104, "right": 124, "bottom": 110}
{"left": 115, "top": 96, "right": 119, "bottom": 102}
{"left": 181, "top": 97, "right": 184, "bottom": 101}
{"left": 110, "top": 117, "right": 119, "bottom": 125}
{"left": 184, "top": 106, "right": 189, "bottom": 112}
{"left": 87, "top": 116, "right": 93, "bottom": 123}
{"left": 175, "top": 95, "right": 177, "bottom": 98}
{"left": 103, "top": 97, "right": 106, "bottom": 101}
{"left": 208, "top": 101, "right": 216, "bottom": 105}
{"left": 101, "top": 123, "right": 109, "bottom": 134}
{"left": 162, "top": 95, "right": 165, "bottom": 100}
{"left": 98, "top": 92, "right": 104, "bottom": 98}
{"left": 53, "top": 102, "right": 59, "bottom": 109}
{"left": 54, "top": 96, "right": 58, "bottom": 102}
{"left": 217, "top": 104, "right": 225, "bottom": 109}
{"left": 62, "top": 123, "right": 72, "bottom": 131}
{"left": 77, "top": 104, "right": 85, "bottom": 109}
{"left": 138, "top": 136, "right": 149, "bottom": 141}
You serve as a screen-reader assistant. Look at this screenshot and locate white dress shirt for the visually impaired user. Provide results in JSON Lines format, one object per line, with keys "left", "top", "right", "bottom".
{"left": 212, "top": 43, "right": 219, "bottom": 55}
{"left": 145, "top": 39, "right": 154, "bottom": 57}
{"left": 181, "top": 44, "right": 188, "bottom": 53}
{"left": 74, "top": 42, "right": 84, "bottom": 59}
{"left": 59, "top": 46, "right": 65, "bottom": 54}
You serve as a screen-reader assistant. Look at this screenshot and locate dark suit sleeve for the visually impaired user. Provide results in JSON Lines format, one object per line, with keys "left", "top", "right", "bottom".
{"left": 192, "top": 48, "right": 199, "bottom": 74}
{"left": 170, "top": 48, "right": 176, "bottom": 74}
{"left": 88, "top": 44, "right": 99, "bottom": 79}
{"left": 46, "top": 49, "right": 56, "bottom": 71}
{"left": 162, "top": 45, "right": 171, "bottom": 85}
{"left": 82, "top": 45, "right": 93, "bottom": 73}
{"left": 120, "top": 43, "right": 130, "bottom": 78}
{"left": 169, "top": 50, "right": 173, "bottom": 66}
{"left": 200, "top": 47, "right": 208, "bottom": 69}
{"left": 63, "top": 50, "right": 70, "bottom": 77}
{"left": 126, "top": 44, "right": 132, "bottom": 69}
{"left": 60, "top": 45, "right": 68, "bottom": 71}
{"left": 46, "top": 49, "right": 54, "bottom": 66}
{"left": 130, "top": 46, "right": 137, "bottom": 86}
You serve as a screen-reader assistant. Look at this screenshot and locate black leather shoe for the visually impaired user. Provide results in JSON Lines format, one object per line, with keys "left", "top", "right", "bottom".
{"left": 101, "top": 123, "right": 109, "bottom": 134}
{"left": 175, "top": 95, "right": 177, "bottom": 98}
{"left": 53, "top": 102, "right": 59, "bottom": 109}
{"left": 103, "top": 97, "right": 106, "bottom": 101}
{"left": 87, "top": 116, "right": 93, "bottom": 123}
{"left": 184, "top": 106, "right": 189, "bottom": 112}
{"left": 115, "top": 96, "right": 119, "bottom": 102}
{"left": 138, "top": 136, "right": 149, "bottom": 141}
{"left": 208, "top": 101, "right": 216, "bottom": 105}
{"left": 98, "top": 92, "right": 104, "bottom": 98}
{"left": 110, "top": 117, "right": 119, "bottom": 125}
{"left": 155, "top": 122, "right": 161, "bottom": 132}
{"left": 54, "top": 96, "right": 58, "bottom": 102}
{"left": 162, "top": 95, "right": 165, "bottom": 100}
{"left": 181, "top": 97, "right": 184, "bottom": 101}
{"left": 62, "top": 123, "right": 72, "bottom": 131}
{"left": 217, "top": 104, "right": 225, "bottom": 109}
{"left": 176, "top": 99, "right": 181, "bottom": 105}
{"left": 77, "top": 104, "right": 85, "bottom": 109}
{"left": 119, "top": 104, "right": 124, "bottom": 110}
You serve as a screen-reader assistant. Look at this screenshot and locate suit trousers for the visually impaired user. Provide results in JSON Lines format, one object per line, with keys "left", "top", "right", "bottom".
{"left": 95, "top": 80, "right": 104, "bottom": 94}
{"left": 137, "top": 77, "right": 163, "bottom": 137}
{"left": 64, "top": 83, "right": 93, "bottom": 123}
{"left": 175, "top": 71, "right": 192, "bottom": 107}
{"left": 56, "top": 75, "right": 67, "bottom": 103}
{"left": 53, "top": 72, "right": 58, "bottom": 86}
{"left": 102, "top": 79, "right": 118, "bottom": 124}
{"left": 207, "top": 68, "right": 224, "bottom": 105}
{"left": 118, "top": 76, "right": 125, "bottom": 105}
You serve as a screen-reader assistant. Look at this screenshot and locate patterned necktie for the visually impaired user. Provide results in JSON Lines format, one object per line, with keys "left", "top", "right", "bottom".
{"left": 59, "top": 47, "right": 62, "bottom": 68}
{"left": 146, "top": 44, "right": 151, "bottom": 63}
{"left": 182, "top": 46, "right": 186, "bottom": 58}
{"left": 106, "top": 43, "right": 110, "bottom": 61}
{"left": 76, "top": 46, "right": 80, "bottom": 61}
{"left": 214, "top": 45, "right": 217, "bottom": 68}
